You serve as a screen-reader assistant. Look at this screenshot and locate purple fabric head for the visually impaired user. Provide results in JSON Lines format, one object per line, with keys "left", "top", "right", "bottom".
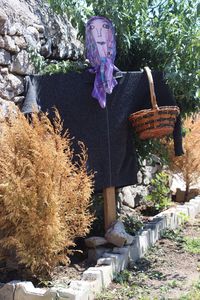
{"left": 86, "top": 16, "right": 118, "bottom": 108}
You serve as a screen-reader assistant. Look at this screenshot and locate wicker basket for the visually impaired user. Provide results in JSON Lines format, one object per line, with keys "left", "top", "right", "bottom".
{"left": 129, "top": 66, "right": 180, "bottom": 140}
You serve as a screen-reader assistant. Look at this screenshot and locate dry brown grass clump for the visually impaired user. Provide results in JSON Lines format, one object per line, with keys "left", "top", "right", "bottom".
{"left": 0, "top": 109, "right": 94, "bottom": 277}
{"left": 168, "top": 114, "right": 200, "bottom": 200}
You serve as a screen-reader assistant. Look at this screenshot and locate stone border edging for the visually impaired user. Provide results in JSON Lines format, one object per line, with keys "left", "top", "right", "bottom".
{"left": 1, "top": 196, "right": 200, "bottom": 300}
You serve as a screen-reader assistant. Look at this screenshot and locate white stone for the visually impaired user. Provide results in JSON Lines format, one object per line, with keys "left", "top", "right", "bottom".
{"left": 14, "top": 282, "right": 57, "bottom": 300}
{"left": 184, "top": 203, "right": 196, "bottom": 219}
{"left": 112, "top": 246, "right": 130, "bottom": 270}
{"left": 94, "top": 265, "right": 113, "bottom": 288}
{"left": 129, "top": 236, "right": 140, "bottom": 262}
{"left": 103, "top": 252, "right": 124, "bottom": 273}
{"left": 82, "top": 267, "right": 103, "bottom": 296}
{"left": 0, "top": 282, "right": 16, "bottom": 300}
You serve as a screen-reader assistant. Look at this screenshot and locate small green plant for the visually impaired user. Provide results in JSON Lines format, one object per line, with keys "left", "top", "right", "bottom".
{"left": 178, "top": 212, "right": 189, "bottom": 226}
{"left": 122, "top": 214, "right": 144, "bottom": 236}
{"left": 145, "top": 171, "right": 172, "bottom": 212}
{"left": 183, "top": 237, "right": 200, "bottom": 254}
{"left": 161, "top": 228, "right": 184, "bottom": 244}
{"left": 179, "top": 278, "right": 200, "bottom": 300}
{"left": 167, "top": 279, "right": 180, "bottom": 288}
{"left": 114, "top": 269, "right": 132, "bottom": 284}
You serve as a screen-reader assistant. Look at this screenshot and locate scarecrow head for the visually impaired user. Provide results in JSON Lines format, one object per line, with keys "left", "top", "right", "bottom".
{"left": 86, "top": 16, "right": 116, "bottom": 65}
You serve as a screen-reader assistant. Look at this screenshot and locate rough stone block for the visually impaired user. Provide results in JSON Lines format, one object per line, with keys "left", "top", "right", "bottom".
{"left": 85, "top": 236, "right": 107, "bottom": 248}
{"left": 112, "top": 246, "right": 130, "bottom": 270}
{"left": 87, "top": 247, "right": 109, "bottom": 264}
{"left": 94, "top": 265, "right": 113, "bottom": 288}
{"left": 188, "top": 201, "right": 200, "bottom": 215}
{"left": 190, "top": 198, "right": 200, "bottom": 212}
{"left": 0, "top": 282, "right": 16, "bottom": 300}
{"left": 82, "top": 267, "right": 103, "bottom": 297}
{"left": 105, "top": 221, "right": 134, "bottom": 247}
{"left": 102, "top": 252, "right": 124, "bottom": 273}
{"left": 61, "top": 281, "right": 91, "bottom": 300}
{"left": 138, "top": 231, "right": 149, "bottom": 257}
{"left": 14, "top": 282, "right": 57, "bottom": 300}
{"left": 97, "top": 257, "right": 113, "bottom": 267}
{"left": 129, "top": 236, "right": 140, "bottom": 262}
{"left": 185, "top": 204, "right": 196, "bottom": 219}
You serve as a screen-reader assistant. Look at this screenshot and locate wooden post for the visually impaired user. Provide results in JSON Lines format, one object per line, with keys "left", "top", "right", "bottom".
{"left": 103, "top": 186, "right": 117, "bottom": 231}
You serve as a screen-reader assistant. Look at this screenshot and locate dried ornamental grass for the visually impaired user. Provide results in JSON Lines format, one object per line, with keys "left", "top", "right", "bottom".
{"left": 168, "top": 115, "right": 200, "bottom": 200}
{"left": 0, "top": 109, "right": 94, "bottom": 276}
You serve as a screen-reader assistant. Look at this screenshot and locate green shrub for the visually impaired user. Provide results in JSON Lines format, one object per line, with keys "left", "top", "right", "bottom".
{"left": 145, "top": 171, "right": 172, "bottom": 211}
{"left": 122, "top": 214, "right": 144, "bottom": 236}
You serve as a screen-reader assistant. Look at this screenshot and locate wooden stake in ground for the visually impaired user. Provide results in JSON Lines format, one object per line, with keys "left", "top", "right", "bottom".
{"left": 103, "top": 187, "right": 117, "bottom": 231}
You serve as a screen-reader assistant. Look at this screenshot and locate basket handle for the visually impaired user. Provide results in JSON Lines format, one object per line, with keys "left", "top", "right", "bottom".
{"left": 144, "top": 66, "right": 159, "bottom": 110}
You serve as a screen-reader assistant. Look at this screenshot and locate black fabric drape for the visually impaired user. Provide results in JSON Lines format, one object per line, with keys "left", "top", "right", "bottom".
{"left": 22, "top": 71, "right": 184, "bottom": 191}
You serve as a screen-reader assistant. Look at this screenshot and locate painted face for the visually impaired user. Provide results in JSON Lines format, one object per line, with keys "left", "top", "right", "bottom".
{"left": 88, "top": 19, "right": 111, "bottom": 57}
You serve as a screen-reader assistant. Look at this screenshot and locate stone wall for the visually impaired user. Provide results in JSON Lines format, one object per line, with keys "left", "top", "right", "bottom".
{"left": 0, "top": 0, "right": 83, "bottom": 105}
{"left": 118, "top": 156, "right": 162, "bottom": 214}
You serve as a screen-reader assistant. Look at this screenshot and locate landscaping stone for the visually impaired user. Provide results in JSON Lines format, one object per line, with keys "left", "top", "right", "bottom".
{"left": 102, "top": 252, "right": 125, "bottom": 273}
{"left": 105, "top": 220, "right": 134, "bottom": 247}
{"left": 87, "top": 247, "right": 109, "bottom": 264}
{"left": 94, "top": 265, "right": 113, "bottom": 288}
{"left": 0, "top": 281, "right": 16, "bottom": 300}
{"left": 82, "top": 267, "right": 103, "bottom": 295}
{"left": 85, "top": 236, "right": 107, "bottom": 248}
{"left": 14, "top": 282, "right": 57, "bottom": 300}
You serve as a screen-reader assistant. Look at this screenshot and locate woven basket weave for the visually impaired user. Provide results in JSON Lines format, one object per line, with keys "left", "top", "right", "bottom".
{"left": 129, "top": 66, "right": 180, "bottom": 140}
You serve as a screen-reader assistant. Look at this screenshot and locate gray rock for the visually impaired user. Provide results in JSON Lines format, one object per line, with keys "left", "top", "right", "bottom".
{"left": 0, "top": 49, "right": 11, "bottom": 65}
{"left": 6, "top": 73, "right": 24, "bottom": 94}
{"left": 0, "top": 8, "right": 8, "bottom": 35}
{"left": 10, "top": 50, "right": 34, "bottom": 75}
{"left": 137, "top": 170, "right": 143, "bottom": 184}
{"left": 0, "top": 67, "right": 8, "bottom": 75}
{"left": 0, "top": 36, "right": 5, "bottom": 48}
{"left": 105, "top": 221, "right": 134, "bottom": 247}
{"left": 13, "top": 96, "right": 24, "bottom": 104}
{"left": 14, "top": 36, "right": 27, "bottom": 49}
{"left": 4, "top": 35, "right": 20, "bottom": 53}
{"left": 85, "top": 236, "right": 107, "bottom": 248}
{"left": 121, "top": 186, "right": 135, "bottom": 209}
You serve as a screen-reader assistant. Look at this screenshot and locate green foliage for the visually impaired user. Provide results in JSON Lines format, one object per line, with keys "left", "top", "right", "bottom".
{"left": 183, "top": 237, "right": 200, "bottom": 254}
{"left": 114, "top": 269, "right": 132, "bottom": 284}
{"left": 179, "top": 279, "right": 200, "bottom": 300}
{"left": 134, "top": 135, "right": 170, "bottom": 165}
{"left": 28, "top": 48, "right": 87, "bottom": 75}
{"left": 48, "top": 0, "right": 200, "bottom": 115}
{"left": 145, "top": 171, "right": 172, "bottom": 211}
{"left": 161, "top": 228, "right": 184, "bottom": 244}
{"left": 178, "top": 212, "right": 189, "bottom": 225}
{"left": 122, "top": 214, "right": 144, "bottom": 236}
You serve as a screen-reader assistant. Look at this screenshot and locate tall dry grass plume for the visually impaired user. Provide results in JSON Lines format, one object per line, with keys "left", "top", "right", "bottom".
{"left": 168, "top": 114, "right": 200, "bottom": 201}
{"left": 0, "top": 108, "right": 94, "bottom": 277}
